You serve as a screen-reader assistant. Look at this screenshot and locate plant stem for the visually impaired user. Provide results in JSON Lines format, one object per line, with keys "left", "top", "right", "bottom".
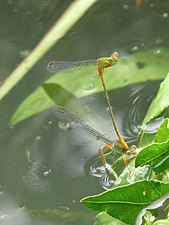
{"left": 0, "top": 0, "right": 97, "bottom": 100}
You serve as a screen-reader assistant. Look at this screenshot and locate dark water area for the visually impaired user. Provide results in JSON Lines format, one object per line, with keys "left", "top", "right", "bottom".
{"left": 0, "top": 0, "right": 169, "bottom": 224}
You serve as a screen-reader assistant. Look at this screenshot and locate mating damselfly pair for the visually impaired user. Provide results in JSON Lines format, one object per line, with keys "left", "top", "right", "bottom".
{"left": 47, "top": 52, "right": 136, "bottom": 180}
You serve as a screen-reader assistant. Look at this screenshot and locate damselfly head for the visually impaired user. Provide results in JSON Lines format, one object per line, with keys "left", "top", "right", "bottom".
{"left": 110, "top": 52, "right": 119, "bottom": 63}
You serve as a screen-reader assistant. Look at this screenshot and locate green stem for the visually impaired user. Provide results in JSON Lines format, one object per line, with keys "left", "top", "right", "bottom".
{"left": 0, "top": 0, "right": 97, "bottom": 100}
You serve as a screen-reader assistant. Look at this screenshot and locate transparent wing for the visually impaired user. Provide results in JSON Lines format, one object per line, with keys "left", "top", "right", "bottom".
{"left": 52, "top": 106, "right": 115, "bottom": 146}
{"left": 47, "top": 60, "right": 97, "bottom": 73}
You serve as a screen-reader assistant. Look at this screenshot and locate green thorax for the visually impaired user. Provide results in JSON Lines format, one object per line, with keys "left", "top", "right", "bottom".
{"left": 97, "top": 52, "right": 119, "bottom": 69}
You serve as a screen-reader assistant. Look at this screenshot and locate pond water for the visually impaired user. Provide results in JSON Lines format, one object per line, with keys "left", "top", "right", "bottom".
{"left": 0, "top": 1, "right": 169, "bottom": 224}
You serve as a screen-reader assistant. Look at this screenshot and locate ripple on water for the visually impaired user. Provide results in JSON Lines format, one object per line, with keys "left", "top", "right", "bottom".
{"left": 127, "top": 40, "right": 145, "bottom": 53}
{"left": 89, "top": 151, "right": 124, "bottom": 190}
{"left": 124, "top": 81, "right": 160, "bottom": 138}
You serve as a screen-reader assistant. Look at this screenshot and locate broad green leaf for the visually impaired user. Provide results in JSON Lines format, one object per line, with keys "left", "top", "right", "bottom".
{"left": 11, "top": 84, "right": 79, "bottom": 124}
{"left": 138, "top": 118, "right": 169, "bottom": 149}
{"left": 155, "top": 118, "right": 169, "bottom": 143}
{"left": 94, "top": 212, "right": 127, "bottom": 225}
{"left": 11, "top": 86, "right": 55, "bottom": 124}
{"left": 42, "top": 83, "right": 83, "bottom": 111}
{"left": 153, "top": 156, "right": 169, "bottom": 174}
{"left": 136, "top": 119, "right": 169, "bottom": 172}
{"left": 138, "top": 131, "right": 155, "bottom": 147}
{"left": 135, "top": 140, "right": 169, "bottom": 168}
{"left": 11, "top": 48, "right": 169, "bottom": 124}
{"left": 81, "top": 180, "right": 169, "bottom": 225}
{"left": 143, "top": 73, "right": 169, "bottom": 125}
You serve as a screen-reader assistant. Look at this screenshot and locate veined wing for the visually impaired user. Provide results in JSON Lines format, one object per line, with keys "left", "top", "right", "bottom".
{"left": 52, "top": 106, "right": 115, "bottom": 146}
{"left": 47, "top": 60, "right": 96, "bottom": 73}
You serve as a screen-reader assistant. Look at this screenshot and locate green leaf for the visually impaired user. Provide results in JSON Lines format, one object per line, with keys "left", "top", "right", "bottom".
{"left": 135, "top": 140, "right": 169, "bottom": 168}
{"left": 81, "top": 180, "right": 169, "bottom": 225}
{"left": 138, "top": 118, "right": 169, "bottom": 148}
{"left": 11, "top": 86, "right": 55, "bottom": 124}
{"left": 153, "top": 156, "right": 169, "bottom": 174}
{"left": 143, "top": 73, "right": 169, "bottom": 125}
{"left": 155, "top": 118, "right": 169, "bottom": 143}
{"left": 138, "top": 131, "right": 155, "bottom": 147}
{"left": 94, "top": 212, "right": 127, "bottom": 225}
{"left": 11, "top": 48, "right": 169, "bottom": 124}
{"left": 11, "top": 84, "right": 79, "bottom": 124}
{"left": 153, "top": 218, "right": 169, "bottom": 225}
{"left": 136, "top": 119, "right": 169, "bottom": 172}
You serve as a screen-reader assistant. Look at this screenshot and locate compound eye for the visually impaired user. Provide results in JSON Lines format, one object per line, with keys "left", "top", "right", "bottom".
{"left": 110, "top": 52, "right": 119, "bottom": 62}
